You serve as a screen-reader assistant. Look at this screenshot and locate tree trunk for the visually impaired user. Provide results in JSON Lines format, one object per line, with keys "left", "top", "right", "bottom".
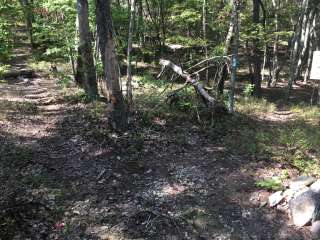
{"left": 137, "top": 0, "right": 144, "bottom": 47}
{"left": 245, "top": 40, "right": 254, "bottom": 85}
{"left": 96, "top": 0, "right": 127, "bottom": 130}
{"left": 159, "top": 0, "right": 166, "bottom": 49}
{"left": 294, "top": 9, "right": 315, "bottom": 81}
{"left": 252, "top": 0, "right": 262, "bottom": 97}
{"left": 229, "top": 0, "right": 239, "bottom": 113}
{"left": 127, "top": 0, "right": 136, "bottom": 113}
{"left": 304, "top": 11, "right": 317, "bottom": 83}
{"left": 19, "top": 0, "right": 34, "bottom": 48}
{"left": 219, "top": 1, "right": 235, "bottom": 95}
{"left": 224, "top": 18, "right": 234, "bottom": 54}
{"left": 304, "top": 36, "right": 314, "bottom": 84}
{"left": 203, "top": 0, "right": 209, "bottom": 85}
{"left": 288, "top": 0, "right": 309, "bottom": 99}
{"left": 76, "top": 0, "right": 98, "bottom": 98}
{"left": 270, "top": 0, "right": 280, "bottom": 87}
{"left": 259, "top": 0, "right": 267, "bottom": 85}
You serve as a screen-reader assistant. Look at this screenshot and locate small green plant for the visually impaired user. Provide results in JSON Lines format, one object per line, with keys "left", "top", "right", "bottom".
{"left": 138, "top": 74, "right": 168, "bottom": 88}
{"left": 0, "top": 65, "right": 10, "bottom": 78}
{"left": 243, "top": 84, "right": 255, "bottom": 98}
{"left": 57, "top": 74, "right": 72, "bottom": 89}
{"left": 281, "top": 170, "right": 290, "bottom": 179}
{"left": 255, "top": 178, "right": 283, "bottom": 191}
{"left": 28, "top": 60, "right": 52, "bottom": 72}
{"left": 63, "top": 89, "right": 88, "bottom": 103}
{"left": 248, "top": 142, "right": 257, "bottom": 156}
{"left": 212, "top": 44, "right": 225, "bottom": 56}
{"left": 236, "top": 97, "right": 276, "bottom": 115}
{"left": 87, "top": 101, "right": 105, "bottom": 120}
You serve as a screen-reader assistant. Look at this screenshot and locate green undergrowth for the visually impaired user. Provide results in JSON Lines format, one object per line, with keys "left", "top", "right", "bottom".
{"left": 255, "top": 178, "right": 283, "bottom": 191}
{"left": 62, "top": 89, "right": 89, "bottom": 103}
{"left": 226, "top": 98, "right": 320, "bottom": 176}
{"left": 135, "top": 75, "right": 320, "bottom": 176}
{"left": 63, "top": 89, "right": 106, "bottom": 120}
{"left": 0, "top": 64, "right": 10, "bottom": 79}
{"left": 59, "top": 73, "right": 320, "bottom": 177}
{"left": 236, "top": 96, "right": 276, "bottom": 115}
{"left": 27, "top": 59, "right": 52, "bottom": 72}
{"left": 135, "top": 74, "right": 219, "bottom": 127}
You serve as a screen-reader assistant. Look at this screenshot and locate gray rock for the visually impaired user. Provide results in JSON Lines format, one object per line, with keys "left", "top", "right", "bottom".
{"left": 310, "top": 180, "right": 320, "bottom": 193}
{"left": 269, "top": 191, "right": 284, "bottom": 207}
{"left": 289, "top": 190, "right": 320, "bottom": 227}
{"left": 289, "top": 176, "right": 316, "bottom": 191}
{"left": 311, "top": 221, "right": 320, "bottom": 237}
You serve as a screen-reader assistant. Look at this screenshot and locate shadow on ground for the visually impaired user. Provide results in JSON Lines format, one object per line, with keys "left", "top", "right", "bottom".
{"left": 1, "top": 93, "right": 315, "bottom": 239}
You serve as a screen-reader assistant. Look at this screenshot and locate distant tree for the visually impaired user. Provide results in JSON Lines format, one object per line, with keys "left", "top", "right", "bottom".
{"left": 252, "top": 0, "right": 262, "bottom": 97}
{"left": 19, "top": 0, "right": 34, "bottom": 47}
{"left": 288, "top": 0, "right": 319, "bottom": 99}
{"left": 270, "top": 0, "right": 280, "bottom": 87}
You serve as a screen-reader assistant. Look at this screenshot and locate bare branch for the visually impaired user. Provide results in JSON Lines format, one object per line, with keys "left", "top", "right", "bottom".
{"left": 159, "top": 59, "right": 227, "bottom": 110}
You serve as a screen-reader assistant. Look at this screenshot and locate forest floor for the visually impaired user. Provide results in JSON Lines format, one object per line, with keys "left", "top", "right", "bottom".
{"left": 1, "top": 30, "right": 319, "bottom": 240}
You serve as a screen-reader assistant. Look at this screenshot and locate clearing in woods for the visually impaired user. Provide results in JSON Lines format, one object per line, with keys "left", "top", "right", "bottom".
{"left": 0, "top": 28, "right": 319, "bottom": 240}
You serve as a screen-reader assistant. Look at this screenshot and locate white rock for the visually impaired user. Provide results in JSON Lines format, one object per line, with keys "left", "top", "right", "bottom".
{"left": 289, "top": 190, "right": 320, "bottom": 227}
{"left": 289, "top": 176, "right": 316, "bottom": 191}
{"left": 283, "top": 189, "right": 294, "bottom": 200}
{"left": 311, "top": 221, "right": 320, "bottom": 237}
{"left": 310, "top": 180, "right": 320, "bottom": 193}
{"left": 269, "top": 191, "right": 284, "bottom": 207}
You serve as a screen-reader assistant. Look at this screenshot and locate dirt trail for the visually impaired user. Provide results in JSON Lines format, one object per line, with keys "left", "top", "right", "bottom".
{"left": 0, "top": 31, "right": 312, "bottom": 240}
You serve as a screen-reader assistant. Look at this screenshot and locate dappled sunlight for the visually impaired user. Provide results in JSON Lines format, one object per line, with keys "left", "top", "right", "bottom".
{"left": 161, "top": 183, "right": 187, "bottom": 196}
{"left": 1, "top": 0, "right": 320, "bottom": 238}
{"left": 236, "top": 97, "right": 277, "bottom": 117}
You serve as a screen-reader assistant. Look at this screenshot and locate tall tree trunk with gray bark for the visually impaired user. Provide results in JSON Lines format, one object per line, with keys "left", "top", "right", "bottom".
{"left": 270, "top": 0, "right": 280, "bottom": 87}
{"left": 127, "top": 0, "right": 136, "bottom": 113}
{"left": 96, "top": 0, "right": 127, "bottom": 130}
{"left": 252, "top": 0, "right": 262, "bottom": 97}
{"left": 76, "top": 0, "right": 98, "bottom": 99}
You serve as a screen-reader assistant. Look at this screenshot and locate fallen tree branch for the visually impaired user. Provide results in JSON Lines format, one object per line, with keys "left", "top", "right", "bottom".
{"left": 186, "top": 55, "right": 231, "bottom": 72}
{"left": 159, "top": 59, "right": 227, "bottom": 113}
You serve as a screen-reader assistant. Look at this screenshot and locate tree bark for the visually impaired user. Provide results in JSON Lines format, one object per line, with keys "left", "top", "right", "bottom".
{"left": 270, "top": 0, "right": 280, "bottom": 87}
{"left": 76, "top": 0, "right": 98, "bottom": 98}
{"left": 259, "top": 0, "right": 267, "bottom": 84}
{"left": 304, "top": 11, "right": 317, "bottom": 83}
{"left": 288, "top": 0, "right": 309, "bottom": 99}
{"left": 19, "top": 0, "right": 34, "bottom": 48}
{"left": 229, "top": 0, "right": 239, "bottom": 113}
{"left": 294, "top": 9, "right": 315, "bottom": 81}
{"left": 137, "top": 0, "right": 144, "bottom": 47}
{"left": 96, "top": 0, "right": 127, "bottom": 130}
{"left": 203, "top": 0, "right": 209, "bottom": 85}
{"left": 127, "top": 0, "right": 136, "bottom": 113}
{"left": 159, "top": 0, "right": 166, "bottom": 50}
{"left": 252, "top": 0, "right": 262, "bottom": 97}
{"left": 225, "top": 18, "right": 234, "bottom": 54}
